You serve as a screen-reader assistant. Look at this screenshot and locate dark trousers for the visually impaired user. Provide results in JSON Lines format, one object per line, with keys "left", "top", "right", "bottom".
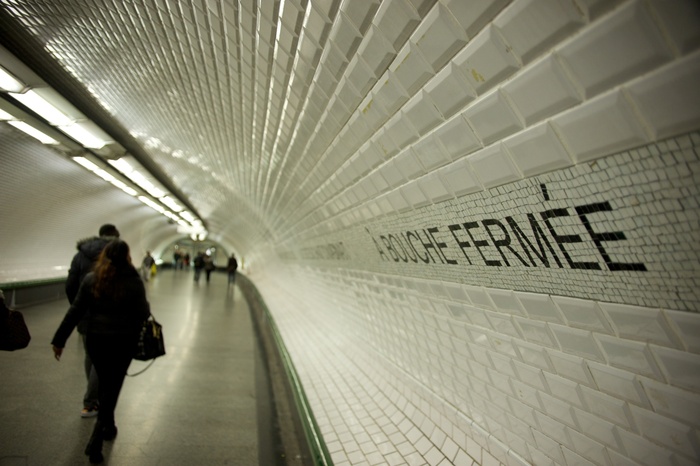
{"left": 86, "top": 333, "right": 137, "bottom": 427}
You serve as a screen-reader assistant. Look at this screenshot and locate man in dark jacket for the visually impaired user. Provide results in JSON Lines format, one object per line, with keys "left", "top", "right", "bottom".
{"left": 65, "top": 223, "right": 119, "bottom": 418}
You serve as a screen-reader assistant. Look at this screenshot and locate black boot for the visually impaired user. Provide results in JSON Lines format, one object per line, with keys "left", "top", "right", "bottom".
{"left": 102, "top": 424, "right": 118, "bottom": 441}
{"left": 85, "top": 420, "right": 104, "bottom": 464}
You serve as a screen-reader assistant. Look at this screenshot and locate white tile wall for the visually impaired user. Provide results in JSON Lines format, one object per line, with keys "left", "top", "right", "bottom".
{"left": 5, "top": 1, "right": 700, "bottom": 466}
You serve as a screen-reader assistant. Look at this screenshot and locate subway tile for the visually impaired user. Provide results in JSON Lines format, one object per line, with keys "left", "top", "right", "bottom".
{"left": 442, "top": 0, "right": 510, "bottom": 39}
{"left": 515, "top": 292, "right": 565, "bottom": 324}
{"left": 390, "top": 42, "right": 434, "bottom": 95}
{"left": 486, "top": 311, "right": 521, "bottom": 338}
{"left": 452, "top": 25, "right": 520, "bottom": 94}
{"left": 638, "top": 377, "right": 700, "bottom": 428}
{"left": 542, "top": 372, "right": 585, "bottom": 408}
{"left": 463, "top": 89, "right": 523, "bottom": 145}
{"left": 468, "top": 143, "right": 522, "bottom": 189}
{"left": 513, "top": 340, "right": 553, "bottom": 370}
{"left": 551, "top": 89, "right": 650, "bottom": 163}
{"left": 462, "top": 285, "right": 495, "bottom": 310}
{"left": 556, "top": 0, "right": 673, "bottom": 98}
{"left": 403, "top": 91, "right": 444, "bottom": 137}
{"left": 493, "top": 0, "right": 585, "bottom": 64}
{"left": 510, "top": 378, "right": 543, "bottom": 410}
{"left": 411, "top": 3, "right": 467, "bottom": 71}
{"left": 573, "top": 408, "right": 621, "bottom": 449}
{"left": 587, "top": 361, "right": 651, "bottom": 408}
{"left": 386, "top": 112, "right": 420, "bottom": 150}
{"left": 549, "top": 324, "right": 605, "bottom": 362}
{"left": 514, "top": 318, "right": 558, "bottom": 348}
{"left": 579, "top": 385, "right": 635, "bottom": 429}
{"left": 417, "top": 172, "right": 453, "bottom": 203}
{"left": 629, "top": 404, "right": 697, "bottom": 458}
{"left": 434, "top": 113, "right": 481, "bottom": 160}
{"left": 663, "top": 307, "right": 700, "bottom": 353}
{"left": 566, "top": 427, "right": 610, "bottom": 466}
{"left": 373, "top": 71, "right": 410, "bottom": 116}
{"left": 625, "top": 52, "right": 700, "bottom": 140}
{"left": 394, "top": 148, "right": 425, "bottom": 180}
{"left": 374, "top": 0, "right": 421, "bottom": 51}
{"left": 513, "top": 360, "right": 548, "bottom": 391}
{"left": 595, "top": 334, "right": 664, "bottom": 380}
{"left": 413, "top": 133, "right": 450, "bottom": 171}
{"left": 531, "top": 418, "right": 568, "bottom": 463}
{"left": 647, "top": 0, "right": 700, "bottom": 54}
{"left": 616, "top": 427, "right": 677, "bottom": 466}
{"left": 503, "top": 122, "right": 573, "bottom": 177}
{"left": 487, "top": 288, "right": 526, "bottom": 316}
{"left": 598, "top": 301, "right": 682, "bottom": 348}
{"left": 650, "top": 345, "right": 700, "bottom": 392}
{"left": 424, "top": 63, "right": 476, "bottom": 120}
{"left": 401, "top": 182, "right": 430, "bottom": 209}
{"left": 561, "top": 447, "right": 596, "bottom": 466}
{"left": 346, "top": 55, "right": 377, "bottom": 96}
{"left": 551, "top": 295, "right": 613, "bottom": 334}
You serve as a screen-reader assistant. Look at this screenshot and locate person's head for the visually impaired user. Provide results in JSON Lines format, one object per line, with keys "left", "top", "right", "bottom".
{"left": 92, "top": 239, "right": 133, "bottom": 297}
{"left": 98, "top": 224, "right": 120, "bottom": 238}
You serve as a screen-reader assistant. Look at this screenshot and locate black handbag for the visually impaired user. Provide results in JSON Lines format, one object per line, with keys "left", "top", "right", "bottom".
{"left": 0, "top": 306, "right": 31, "bottom": 351}
{"left": 133, "top": 316, "right": 165, "bottom": 361}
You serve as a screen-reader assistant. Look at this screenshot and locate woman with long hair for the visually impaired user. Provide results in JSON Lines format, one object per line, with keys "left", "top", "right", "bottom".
{"left": 52, "top": 239, "right": 150, "bottom": 463}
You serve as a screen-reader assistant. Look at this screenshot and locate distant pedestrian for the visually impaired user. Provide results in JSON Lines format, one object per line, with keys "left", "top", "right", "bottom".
{"left": 204, "top": 254, "right": 215, "bottom": 283}
{"left": 227, "top": 254, "right": 238, "bottom": 286}
{"left": 193, "top": 252, "right": 204, "bottom": 282}
{"left": 141, "top": 251, "right": 155, "bottom": 282}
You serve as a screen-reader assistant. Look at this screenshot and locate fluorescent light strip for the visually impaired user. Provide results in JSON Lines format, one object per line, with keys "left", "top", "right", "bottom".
{"left": 160, "top": 195, "right": 183, "bottom": 212}
{"left": 0, "top": 109, "right": 15, "bottom": 120}
{"left": 0, "top": 66, "right": 25, "bottom": 92}
{"left": 73, "top": 156, "right": 100, "bottom": 171}
{"left": 59, "top": 122, "right": 108, "bottom": 149}
{"left": 10, "top": 90, "right": 73, "bottom": 126}
{"left": 138, "top": 196, "right": 165, "bottom": 214}
{"left": 7, "top": 120, "right": 59, "bottom": 144}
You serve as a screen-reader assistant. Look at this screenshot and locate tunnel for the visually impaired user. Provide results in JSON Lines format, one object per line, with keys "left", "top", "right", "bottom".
{"left": 1, "top": 1, "right": 699, "bottom": 465}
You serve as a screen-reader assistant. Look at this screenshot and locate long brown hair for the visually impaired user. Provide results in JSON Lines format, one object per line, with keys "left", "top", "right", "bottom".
{"left": 92, "top": 239, "right": 133, "bottom": 299}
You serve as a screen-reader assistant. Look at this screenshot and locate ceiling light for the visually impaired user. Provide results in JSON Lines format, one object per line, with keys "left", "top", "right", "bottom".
{"left": 59, "top": 121, "right": 111, "bottom": 149}
{"left": 0, "top": 108, "right": 15, "bottom": 120}
{"left": 160, "top": 195, "right": 183, "bottom": 212}
{"left": 138, "top": 196, "right": 165, "bottom": 213}
{"left": 10, "top": 89, "right": 73, "bottom": 126}
{"left": 72, "top": 156, "right": 100, "bottom": 171}
{"left": 0, "top": 66, "right": 25, "bottom": 92}
{"left": 7, "top": 120, "right": 59, "bottom": 144}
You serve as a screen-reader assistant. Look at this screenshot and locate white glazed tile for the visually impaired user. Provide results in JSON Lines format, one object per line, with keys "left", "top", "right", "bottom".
{"left": 503, "top": 122, "right": 573, "bottom": 177}
{"left": 515, "top": 292, "right": 565, "bottom": 323}
{"left": 411, "top": 3, "right": 467, "bottom": 71}
{"left": 394, "top": 148, "right": 425, "bottom": 180}
{"left": 625, "top": 52, "right": 700, "bottom": 140}
{"left": 487, "top": 288, "right": 526, "bottom": 316}
{"left": 468, "top": 143, "right": 522, "bottom": 189}
{"left": 463, "top": 89, "right": 523, "bottom": 145}
{"left": 513, "top": 340, "right": 553, "bottom": 370}
{"left": 434, "top": 113, "right": 482, "bottom": 160}
{"left": 543, "top": 372, "right": 584, "bottom": 408}
{"left": 417, "top": 172, "right": 453, "bottom": 203}
{"left": 413, "top": 131, "right": 450, "bottom": 171}
{"left": 649, "top": 345, "right": 700, "bottom": 392}
{"left": 502, "top": 54, "right": 582, "bottom": 125}
{"left": 663, "top": 307, "right": 700, "bottom": 353}
{"left": 386, "top": 188, "right": 411, "bottom": 212}
{"left": 373, "top": 71, "right": 410, "bottom": 117}
{"left": 579, "top": 385, "right": 635, "bottom": 429}
{"left": 493, "top": 0, "right": 585, "bottom": 64}
{"left": 424, "top": 63, "right": 476, "bottom": 119}
{"left": 616, "top": 427, "right": 679, "bottom": 466}
{"left": 539, "top": 392, "right": 578, "bottom": 428}
{"left": 486, "top": 311, "right": 521, "bottom": 338}
{"left": 436, "top": 159, "right": 482, "bottom": 199}
{"left": 514, "top": 318, "right": 558, "bottom": 348}
{"left": 401, "top": 182, "right": 430, "bottom": 209}
{"left": 561, "top": 448, "right": 596, "bottom": 466}
{"left": 452, "top": 26, "right": 521, "bottom": 94}
{"left": 374, "top": 0, "right": 420, "bottom": 51}
{"left": 647, "top": 0, "right": 700, "bottom": 55}
{"left": 386, "top": 111, "right": 420, "bottom": 150}
{"left": 574, "top": 408, "right": 621, "bottom": 449}
{"left": 379, "top": 160, "right": 406, "bottom": 188}
{"left": 629, "top": 404, "right": 696, "bottom": 458}
{"left": 556, "top": 0, "right": 673, "bottom": 98}
{"left": 551, "top": 89, "right": 650, "bottom": 163}
{"left": 638, "top": 377, "right": 700, "bottom": 426}
{"left": 566, "top": 428, "right": 609, "bottom": 466}
{"left": 586, "top": 361, "right": 650, "bottom": 407}
{"left": 598, "top": 301, "right": 682, "bottom": 348}
{"left": 390, "top": 42, "right": 434, "bottom": 95}
{"left": 442, "top": 0, "right": 511, "bottom": 38}
{"left": 595, "top": 334, "right": 664, "bottom": 380}
{"left": 546, "top": 351, "right": 594, "bottom": 386}
{"left": 551, "top": 295, "right": 613, "bottom": 334}
{"left": 549, "top": 324, "right": 605, "bottom": 362}
{"left": 403, "top": 91, "right": 444, "bottom": 137}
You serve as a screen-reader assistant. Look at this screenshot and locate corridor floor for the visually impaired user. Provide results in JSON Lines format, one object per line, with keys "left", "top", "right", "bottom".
{"left": 0, "top": 269, "right": 264, "bottom": 465}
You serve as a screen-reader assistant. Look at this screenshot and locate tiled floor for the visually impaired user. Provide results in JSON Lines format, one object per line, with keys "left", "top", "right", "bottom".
{"left": 0, "top": 270, "right": 266, "bottom": 465}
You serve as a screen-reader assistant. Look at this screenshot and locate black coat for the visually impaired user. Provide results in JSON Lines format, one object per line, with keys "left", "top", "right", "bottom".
{"left": 52, "top": 268, "right": 150, "bottom": 348}
{"left": 65, "top": 236, "right": 117, "bottom": 304}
